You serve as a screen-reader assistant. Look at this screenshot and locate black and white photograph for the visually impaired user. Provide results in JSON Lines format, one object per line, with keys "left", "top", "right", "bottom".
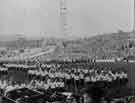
{"left": 0, "top": 0, "right": 134, "bottom": 103}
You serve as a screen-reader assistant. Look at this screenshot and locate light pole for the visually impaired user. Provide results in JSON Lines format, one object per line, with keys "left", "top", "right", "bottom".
{"left": 60, "top": 0, "right": 68, "bottom": 38}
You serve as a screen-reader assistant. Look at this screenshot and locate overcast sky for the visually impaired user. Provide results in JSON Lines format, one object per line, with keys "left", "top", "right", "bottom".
{"left": 0, "top": 0, "right": 134, "bottom": 38}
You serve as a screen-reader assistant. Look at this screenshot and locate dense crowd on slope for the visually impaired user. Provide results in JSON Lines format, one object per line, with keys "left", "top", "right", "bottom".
{"left": 0, "top": 62, "right": 132, "bottom": 103}
{"left": 0, "top": 66, "right": 8, "bottom": 75}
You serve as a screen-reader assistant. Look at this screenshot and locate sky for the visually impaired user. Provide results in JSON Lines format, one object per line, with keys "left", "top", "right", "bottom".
{"left": 0, "top": 0, "right": 134, "bottom": 38}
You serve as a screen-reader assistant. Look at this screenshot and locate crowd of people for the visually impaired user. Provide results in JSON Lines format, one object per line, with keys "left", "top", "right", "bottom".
{"left": 27, "top": 64, "right": 128, "bottom": 93}
{"left": 0, "top": 66, "right": 8, "bottom": 75}
{"left": 0, "top": 61, "right": 132, "bottom": 103}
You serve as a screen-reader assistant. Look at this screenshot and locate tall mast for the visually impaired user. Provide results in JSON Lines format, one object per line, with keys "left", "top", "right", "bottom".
{"left": 132, "top": 0, "right": 135, "bottom": 37}
{"left": 60, "top": 0, "right": 68, "bottom": 37}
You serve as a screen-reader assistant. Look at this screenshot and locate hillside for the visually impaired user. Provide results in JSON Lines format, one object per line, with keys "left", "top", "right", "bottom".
{"left": 50, "top": 31, "right": 135, "bottom": 60}
{"left": 0, "top": 31, "right": 134, "bottom": 60}
{"left": 31, "top": 31, "right": 135, "bottom": 60}
{"left": 61, "top": 31, "right": 134, "bottom": 59}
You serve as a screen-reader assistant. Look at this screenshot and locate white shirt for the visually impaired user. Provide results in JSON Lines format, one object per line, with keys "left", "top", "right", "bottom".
{"left": 91, "top": 76, "right": 96, "bottom": 82}
{"left": 75, "top": 75, "right": 79, "bottom": 80}
{"left": 79, "top": 74, "right": 84, "bottom": 79}
{"left": 44, "top": 84, "right": 49, "bottom": 90}
{"left": 85, "top": 76, "right": 90, "bottom": 82}
{"left": 50, "top": 83, "right": 56, "bottom": 89}
{"left": 66, "top": 74, "right": 71, "bottom": 79}
{"left": 59, "top": 82, "right": 64, "bottom": 87}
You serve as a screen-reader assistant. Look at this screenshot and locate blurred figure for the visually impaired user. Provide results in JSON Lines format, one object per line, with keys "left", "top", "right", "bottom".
{"left": 82, "top": 85, "right": 104, "bottom": 103}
